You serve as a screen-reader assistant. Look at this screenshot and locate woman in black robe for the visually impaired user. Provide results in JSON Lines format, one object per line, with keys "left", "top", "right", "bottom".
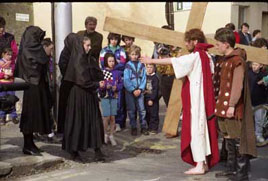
{"left": 57, "top": 33, "right": 76, "bottom": 134}
{"left": 14, "top": 26, "right": 51, "bottom": 155}
{"left": 61, "top": 33, "right": 105, "bottom": 162}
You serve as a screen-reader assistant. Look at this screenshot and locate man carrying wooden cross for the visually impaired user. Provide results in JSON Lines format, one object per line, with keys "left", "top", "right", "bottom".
{"left": 140, "top": 28, "right": 219, "bottom": 175}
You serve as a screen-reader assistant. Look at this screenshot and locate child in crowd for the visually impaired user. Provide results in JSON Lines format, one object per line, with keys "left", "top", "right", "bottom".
{"left": 99, "top": 33, "right": 127, "bottom": 132}
{"left": 0, "top": 48, "right": 18, "bottom": 125}
{"left": 100, "top": 32, "right": 126, "bottom": 71}
{"left": 144, "top": 64, "right": 160, "bottom": 134}
{"left": 124, "top": 45, "right": 148, "bottom": 136}
{"left": 121, "top": 35, "right": 135, "bottom": 62}
{"left": 248, "top": 38, "right": 268, "bottom": 146}
{"left": 99, "top": 53, "right": 123, "bottom": 146}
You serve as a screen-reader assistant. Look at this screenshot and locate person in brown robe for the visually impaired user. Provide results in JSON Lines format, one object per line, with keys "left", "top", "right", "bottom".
{"left": 213, "top": 27, "right": 257, "bottom": 181}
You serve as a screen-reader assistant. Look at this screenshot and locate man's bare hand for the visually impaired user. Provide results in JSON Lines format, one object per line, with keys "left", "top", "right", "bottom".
{"left": 140, "top": 56, "right": 152, "bottom": 64}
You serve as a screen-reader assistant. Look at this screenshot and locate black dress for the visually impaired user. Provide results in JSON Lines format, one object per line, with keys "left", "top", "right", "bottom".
{"left": 57, "top": 33, "right": 76, "bottom": 134}
{"left": 14, "top": 26, "right": 52, "bottom": 134}
{"left": 61, "top": 34, "right": 104, "bottom": 153}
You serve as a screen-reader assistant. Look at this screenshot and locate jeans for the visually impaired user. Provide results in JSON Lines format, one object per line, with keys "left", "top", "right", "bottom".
{"left": 115, "top": 88, "right": 127, "bottom": 128}
{"left": 253, "top": 106, "right": 267, "bottom": 137}
{"left": 0, "top": 91, "right": 17, "bottom": 118}
{"left": 125, "top": 90, "right": 147, "bottom": 129}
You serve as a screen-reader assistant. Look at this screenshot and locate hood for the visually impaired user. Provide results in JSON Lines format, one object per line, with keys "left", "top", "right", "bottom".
{"left": 225, "top": 47, "right": 247, "bottom": 60}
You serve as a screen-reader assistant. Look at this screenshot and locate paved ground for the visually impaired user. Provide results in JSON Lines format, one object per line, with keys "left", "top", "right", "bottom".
{"left": 0, "top": 94, "right": 268, "bottom": 181}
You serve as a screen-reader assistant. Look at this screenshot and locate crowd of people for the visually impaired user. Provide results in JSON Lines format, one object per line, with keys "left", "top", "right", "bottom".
{"left": 0, "top": 14, "right": 267, "bottom": 180}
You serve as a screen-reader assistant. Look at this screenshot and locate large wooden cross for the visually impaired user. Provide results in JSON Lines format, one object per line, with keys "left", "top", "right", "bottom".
{"left": 103, "top": 2, "right": 268, "bottom": 136}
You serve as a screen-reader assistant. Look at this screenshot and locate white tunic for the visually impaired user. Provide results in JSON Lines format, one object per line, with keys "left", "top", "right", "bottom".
{"left": 171, "top": 52, "right": 214, "bottom": 162}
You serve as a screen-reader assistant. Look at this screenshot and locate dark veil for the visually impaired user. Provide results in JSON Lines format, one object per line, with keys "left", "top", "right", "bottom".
{"left": 14, "top": 26, "right": 49, "bottom": 85}
{"left": 59, "top": 33, "right": 76, "bottom": 77}
{"left": 63, "top": 34, "right": 103, "bottom": 90}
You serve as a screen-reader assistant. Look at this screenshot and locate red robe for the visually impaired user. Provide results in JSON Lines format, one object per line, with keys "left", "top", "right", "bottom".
{"left": 180, "top": 43, "right": 219, "bottom": 168}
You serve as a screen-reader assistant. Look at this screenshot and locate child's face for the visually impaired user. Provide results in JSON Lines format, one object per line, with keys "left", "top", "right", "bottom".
{"left": 251, "top": 62, "right": 262, "bottom": 73}
{"left": 130, "top": 51, "right": 139, "bottom": 61}
{"left": 107, "top": 57, "right": 115, "bottom": 69}
{"left": 215, "top": 40, "right": 229, "bottom": 55}
{"left": 146, "top": 64, "right": 155, "bottom": 74}
{"left": 83, "top": 39, "right": 91, "bottom": 54}
{"left": 124, "top": 38, "right": 134, "bottom": 47}
{"left": 110, "top": 38, "right": 118, "bottom": 47}
{"left": 2, "top": 52, "right": 12, "bottom": 61}
{"left": 43, "top": 44, "right": 54, "bottom": 57}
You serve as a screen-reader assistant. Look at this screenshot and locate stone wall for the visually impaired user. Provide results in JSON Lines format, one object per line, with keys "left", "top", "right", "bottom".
{"left": 0, "top": 3, "right": 34, "bottom": 45}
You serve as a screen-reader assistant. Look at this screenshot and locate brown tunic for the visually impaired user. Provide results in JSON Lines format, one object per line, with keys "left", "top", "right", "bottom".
{"left": 214, "top": 53, "right": 244, "bottom": 120}
{"left": 214, "top": 48, "right": 257, "bottom": 157}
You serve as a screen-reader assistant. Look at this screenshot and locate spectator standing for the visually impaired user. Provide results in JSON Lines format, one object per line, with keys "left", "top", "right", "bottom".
{"left": 248, "top": 38, "right": 268, "bottom": 147}
{"left": 100, "top": 33, "right": 127, "bottom": 131}
{"left": 14, "top": 26, "right": 52, "bottom": 156}
{"left": 0, "top": 48, "right": 18, "bottom": 125}
{"left": 144, "top": 64, "right": 160, "bottom": 134}
{"left": 124, "top": 45, "right": 149, "bottom": 136}
{"left": 62, "top": 34, "right": 106, "bottom": 162}
{"left": 77, "top": 16, "right": 103, "bottom": 61}
{"left": 99, "top": 53, "right": 123, "bottom": 146}
{"left": 225, "top": 23, "right": 240, "bottom": 43}
{"left": 0, "top": 16, "right": 18, "bottom": 71}
{"left": 238, "top": 23, "right": 252, "bottom": 45}
{"left": 252, "top": 29, "right": 261, "bottom": 42}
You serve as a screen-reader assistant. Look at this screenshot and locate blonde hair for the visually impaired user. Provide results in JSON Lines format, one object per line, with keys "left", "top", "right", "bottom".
{"left": 128, "top": 45, "right": 141, "bottom": 57}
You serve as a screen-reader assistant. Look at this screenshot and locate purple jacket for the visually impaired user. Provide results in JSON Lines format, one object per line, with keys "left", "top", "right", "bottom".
{"left": 99, "top": 67, "right": 123, "bottom": 99}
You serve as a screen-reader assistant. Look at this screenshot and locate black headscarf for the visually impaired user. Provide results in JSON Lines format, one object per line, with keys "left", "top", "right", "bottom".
{"left": 14, "top": 26, "right": 49, "bottom": 85}
{"left": 63, "top": 34, "right": 103, "bottom": 91}
{"left": 59, "top": 33, "right": 76, "bottom": 77}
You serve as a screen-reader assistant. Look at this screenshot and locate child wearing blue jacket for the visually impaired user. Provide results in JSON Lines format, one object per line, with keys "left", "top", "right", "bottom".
{"left": 124, "top": 45, "right": 148, "bottom": 136}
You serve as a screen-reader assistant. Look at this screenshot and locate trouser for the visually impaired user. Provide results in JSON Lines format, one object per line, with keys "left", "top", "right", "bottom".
{"left": 0, "top": 91, "right": 17, "bottom": 118}
{"left": 253, "top": 106, "right": 267, "bottom": 137}
{"left": 160, "top": 75, "right": 174, "bottom": 107}
{"left": 144, "top": 98, "right": 159, "bottom": 131}
{"left": 115, "top": 88, "right": 127, "bottom": 128}
{"left": 125, "top": 91, "right": 147, "bottom": 129}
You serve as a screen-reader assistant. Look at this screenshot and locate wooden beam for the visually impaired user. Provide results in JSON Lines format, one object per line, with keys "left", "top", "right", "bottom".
{"left": 186, "top": 2, "right": 208, "bottom": 31}
{"left": 207, "top": 38, "right": 268, "bottom": 65}
{"left": 103, "top": 16, "right": 184, "bottom": 47}
{"left": 163, "top": 2, "right": 208, "bottom": 136}
{"left": 103, "top": 16, "right": 268, "bottom": 65}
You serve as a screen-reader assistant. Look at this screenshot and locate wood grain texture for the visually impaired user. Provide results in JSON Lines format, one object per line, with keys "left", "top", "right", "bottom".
{"left": 103, "top": 16, "right": 267, "bottom": 65}
{"left": 186, "top": 2, "right": 208, "bottom": 31}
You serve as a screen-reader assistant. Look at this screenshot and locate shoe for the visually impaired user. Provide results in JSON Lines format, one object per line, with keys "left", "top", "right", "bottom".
{"left": 94, "top": 148, "right": 106, "bottom": 162}
{"left": 11, "top": 117, "right": 19, "bottom": 124}
{"left": 70, "top": 151, "right": 85, "bottom": 163}
{"left": 104, "top": 134, "right": 109, "bottom": 144}
{"left": 109, "top": 135, "right": 117, "bottom": 146}
{"left": 0, "top": 117, "right": 6, "bottom": 126}
{"left": 115, "top": 124, "right": 121, "bottom": 132}
{"left": 215, "top": 139, "right": 237, "bottom": 178}
{"left": 23, "top": 147, "right": 42, "bottom": 156}
{"left": 149, "top": 130, "right": 158, "bottom": 135}
{"left": 227, "top": 154, "right": 250, "bottom": 181}
{"left": 31, "top": 142, "right": 44, "bottom": 153}
{"left": 46, "top": 136, "right": 62, "bottom": 144}
{"left": 141, "top": 128, "right": 149, "bottom": 136}
{"left": 131, "top": 128, "right": 137, "bottom": 136}
{"left": 256, "top": 136, "right": 266, "bottom": 147}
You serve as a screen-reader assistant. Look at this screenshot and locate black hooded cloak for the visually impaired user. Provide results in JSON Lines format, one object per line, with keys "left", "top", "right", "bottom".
{"left": 61, "top": 34, "right": 104, "bottom": 153}
{"left": 57, "top": 33, "right": 76, "bottom": 134}
{"left": 14, "top": 26, "right": 52, "bottom": 134}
